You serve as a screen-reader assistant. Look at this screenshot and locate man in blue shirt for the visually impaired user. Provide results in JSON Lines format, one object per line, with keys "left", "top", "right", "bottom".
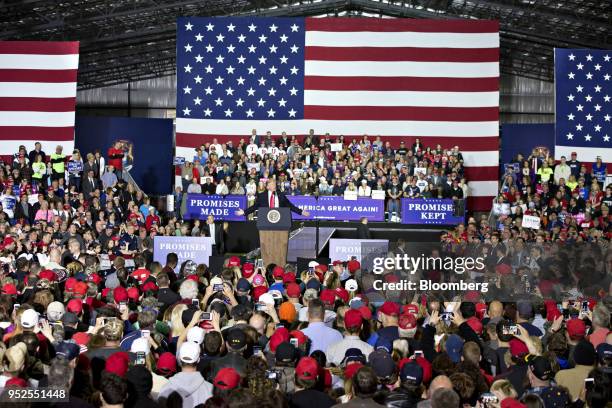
{"left": 367, "top": 301, "right": 400, "bottom": 347}
{"left": 301, "top": 299, "right": 342, "bottom": 354}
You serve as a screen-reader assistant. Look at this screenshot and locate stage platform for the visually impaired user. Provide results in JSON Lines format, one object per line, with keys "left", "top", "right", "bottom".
{"left": 224, "top": 220, "right": 446, "bottom": 257}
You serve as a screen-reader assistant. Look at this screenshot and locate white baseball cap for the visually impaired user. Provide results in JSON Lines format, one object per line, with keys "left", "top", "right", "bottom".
{"left": 130, "top": 337, "right": 150, "bottom": 355}
{"left": 187, "top": 326, "right": 205, "bottom": 345}
{"left": 345, "top": 279, "right": 358, "bottom": 292}
{"left": 21, "top": 309, "right": 39, "bottom": 329}
{"left": 258, "top": 293, "right": 275, "bottom": 306}
{"left": 179, "top": 341, "right": 201, "bottom": 364}
{"left": 47, "top": 301, "right": 65, "bottom": 322}
{"left": 308, "top": 261, "right": 319, "bottom": 268}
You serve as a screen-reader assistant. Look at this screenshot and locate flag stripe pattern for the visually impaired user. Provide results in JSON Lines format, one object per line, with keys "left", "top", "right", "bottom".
{"left": 554, "top": 48, "right": 612, "bottom": 163}
{"left": 176, "top": 17, "right": 499, "bottom": 211}
{"left": 0, "top": 41, "right": 79, "bottom": 156}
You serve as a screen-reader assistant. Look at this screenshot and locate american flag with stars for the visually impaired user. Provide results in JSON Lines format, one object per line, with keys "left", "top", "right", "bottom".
{"left": 555, "top": 48, "right": 612, "bottom": 163}
{"left": 175, "top": 17, "right": 500, "bottom": 211}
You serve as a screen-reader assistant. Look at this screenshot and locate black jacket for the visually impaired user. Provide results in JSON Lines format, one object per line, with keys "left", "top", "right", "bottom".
{"left": 244, "top": 190, "right": 303, "bottom": 216}
{"left": 357, "top": 223, "right": 371, "bottom": 239}
{"left": 384, "top": 387, "right": 422, "bottom": 408}
{"left": 203, "top": 222, "right": 225, "bottom": 254}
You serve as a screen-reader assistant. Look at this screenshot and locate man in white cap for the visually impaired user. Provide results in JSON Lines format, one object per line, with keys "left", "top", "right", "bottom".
{"left": 158, "top": 342, "right": 213, "bottom": 407}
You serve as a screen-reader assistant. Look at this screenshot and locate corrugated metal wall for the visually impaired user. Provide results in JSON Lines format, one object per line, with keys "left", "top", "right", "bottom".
{"left": 77, "top": 74, "right": 555, "bottom": 123}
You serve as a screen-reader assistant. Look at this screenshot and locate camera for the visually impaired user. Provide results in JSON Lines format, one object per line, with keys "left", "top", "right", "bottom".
{"left": 199, "top": 312, "right": 212, "bottom": 321}
{"left": 480, "top": 392, "right": 498, "bottom": 406}
{"left": 213, "top": 284, "right": 224, "bottom": 292}
{"left": 191, "top": 298, "right": 200, "bottom": 307}
{"left": 440, "top": 312, "right": 453, "bottom": 321}
{"left": 266, "top": 370, "right": 279, "bottom": 380}
{"left": 585, "top": 377, "right": 594, "bottom": 392}
{"left": 135, "top": 351, "right": 146, "bottom": 365}
{"left": 290, "top": 338, "right": 299, "bottom": 347}
{"left": 502, "top": 324, "right": 519, "bottom": 336}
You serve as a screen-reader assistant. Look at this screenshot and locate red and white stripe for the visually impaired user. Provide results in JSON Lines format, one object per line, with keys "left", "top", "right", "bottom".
{"left": 176, "top": 19, "right": 499, "bottom": 211}
{"left": 0, "top": 41, "right": 79, "bottom": 158}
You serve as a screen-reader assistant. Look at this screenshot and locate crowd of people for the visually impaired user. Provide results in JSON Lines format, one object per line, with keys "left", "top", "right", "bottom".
{"left": 0, "top": 138, "right": 609, "bottom": 408}
{"left": 492, "top": 148, "right": 610, "bottom": 236}
{"left": 178, "top": 131, "right": 469, "bottom": 221}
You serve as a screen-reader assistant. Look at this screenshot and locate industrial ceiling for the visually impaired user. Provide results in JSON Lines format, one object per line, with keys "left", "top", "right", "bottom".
{"left": 1, "top": 0, "right": 609, "bottom": 89}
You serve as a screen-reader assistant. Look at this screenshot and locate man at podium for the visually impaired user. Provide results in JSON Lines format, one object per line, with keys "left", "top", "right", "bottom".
{"left": 236, "top": 179, "right": 310, "bottom": 217}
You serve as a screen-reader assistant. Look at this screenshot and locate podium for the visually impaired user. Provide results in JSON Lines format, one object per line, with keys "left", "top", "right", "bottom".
{"left": 257, "top": 207, "right": 292, "bottom": 267}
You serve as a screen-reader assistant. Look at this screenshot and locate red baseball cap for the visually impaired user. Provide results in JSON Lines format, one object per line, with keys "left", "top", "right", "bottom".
{"left": 295, "top": 357, "right": 319, "bottom": 381}
{"left": 566, "top": 318, "right": 586, "bottom": 340}
{"left": 242, "top": 263, "right": 255, "bottom": 278}
{"left": 252, "top": 286, "right": 268, "bottom": 301}
{"left": 379, "top": 301, "right": 400, "bottom": 317}
{"left": 72, "top": 332, "right": 90, "bottom": 347}
{"left": 334, "top": 287, "right": 349, "bottom": 303}
{"left": 509, "top": 338, "right": 529, "bottom": 357}
{"left": 142, "top": 281, "right": 158, "bottom": 292}
{"left": 289, "top": 330, "right": 308, "bottom": 346}
{"left": 127, "top": 287, "right": 139, "bottom": 301}
{"left": 65, "top": 277, "right": 77, "bottom": 293}
{"left": 113, "top": 286, "right": 128, "bottom": 304}
{"left": 282, "top": 272, "right": 296, "bottom": 284}
{"left": 402, "top": 304, "right": 419, "bottom": 316}
{"left": 347, "top": 260, "right": 361, "bottom": 273}
{"left": 358, "top": 305, "right": 372, "bottom": 320}
{"left": 228, "top": 256, "right": 241, "bottom": 267}
{"left": 466, "top": 317, "right": 483, "bottom": 335}
{"left": 6, "top": 377, "right": 27, "bottom": 387}
{"left": 67, "top": 298, "right": 83, "bottom": 314}
{"left": 320, "top": 289, "right": 336, "bottom": 306}
{"left": 1, "top": 283, "right": 17, "bottom": 295}
{"left": 87, "top": 273, "right": 102, "bottom": 285}
{"left": 268, "top": 328, "right": 290, "bottom": 352}
{"left": 156, "top": 352, "right": 177, "bottom": 375}
{"left": 214, "top": 367, "right": 241, "bottom": 390}
{"left": 344, "top": 309, "right": 363, "bottom": 330}
{"left": 314, "top": 264, "right": 328, "bottom": 273}
{"left": 272, "top": 266, "right": 285, "bottom": 279}
{"left": 496, "top": 264, "right": 512, "bottom": 275}
{"left": 38, "top": 269, "right": 56, "bottom": 282}
{"left": 105, "top": 352, "right": 129, "bottom": 377}
{"left": 475, "top": 303, "right": 487, "bottom": 320}
{"left": 399, "top": 313, "right": 417, "bottom": 330}
{"left": 286, "top": 283, "right": 301, "bottom": 298}
{"left": 74, "top": 281, "right": 88, "bottom": 297}
{"left": 414, "top": 356, "right": 433, "bottom": 384}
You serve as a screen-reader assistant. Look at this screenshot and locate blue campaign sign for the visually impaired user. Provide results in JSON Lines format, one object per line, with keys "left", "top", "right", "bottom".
{"left": 401, "top": 199, "right": 465, "bottom": 225}
{"left": 184, "top": 194, "right": 247, "bottom": 221}
{"left": 67, "top": 161, "right": 83, "bottom": 172}
{"left": 287, "top": 195, "right": 385, "bottom": 221}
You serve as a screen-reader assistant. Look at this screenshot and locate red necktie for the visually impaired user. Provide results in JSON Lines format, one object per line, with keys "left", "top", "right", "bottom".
{"left": 269, "top": 192, "right": 275, "bottom": 208}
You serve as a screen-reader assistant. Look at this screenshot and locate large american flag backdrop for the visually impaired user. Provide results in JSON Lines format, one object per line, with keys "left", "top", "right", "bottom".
{"left": 176, "top": 18, "right": 499, "bottom": 211}
{"left": 0, "top": 42, "right": 79, "bottom": 157}
{"left": 554, "top": 49, "right": 612, "bottom": 163}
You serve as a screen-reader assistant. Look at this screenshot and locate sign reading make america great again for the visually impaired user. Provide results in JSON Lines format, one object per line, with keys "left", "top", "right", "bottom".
{"left": 184, "top": 194, "right": 246, "bottom": 221}
{"left": 288, "top": 195, "right": 385, "bottom": 221}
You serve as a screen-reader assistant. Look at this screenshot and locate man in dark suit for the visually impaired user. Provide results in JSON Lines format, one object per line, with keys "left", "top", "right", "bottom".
{"left": 81, "top": 169, "right": 100, "bottom": 200}
{"left": 236, "top": 179, "right": 310, "bottom": 217}
{"left": 203, "top": 214, "right": 225, "bottom": 255}
{"left": 356, "top": 217, "right": 371, "bottom": 239}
